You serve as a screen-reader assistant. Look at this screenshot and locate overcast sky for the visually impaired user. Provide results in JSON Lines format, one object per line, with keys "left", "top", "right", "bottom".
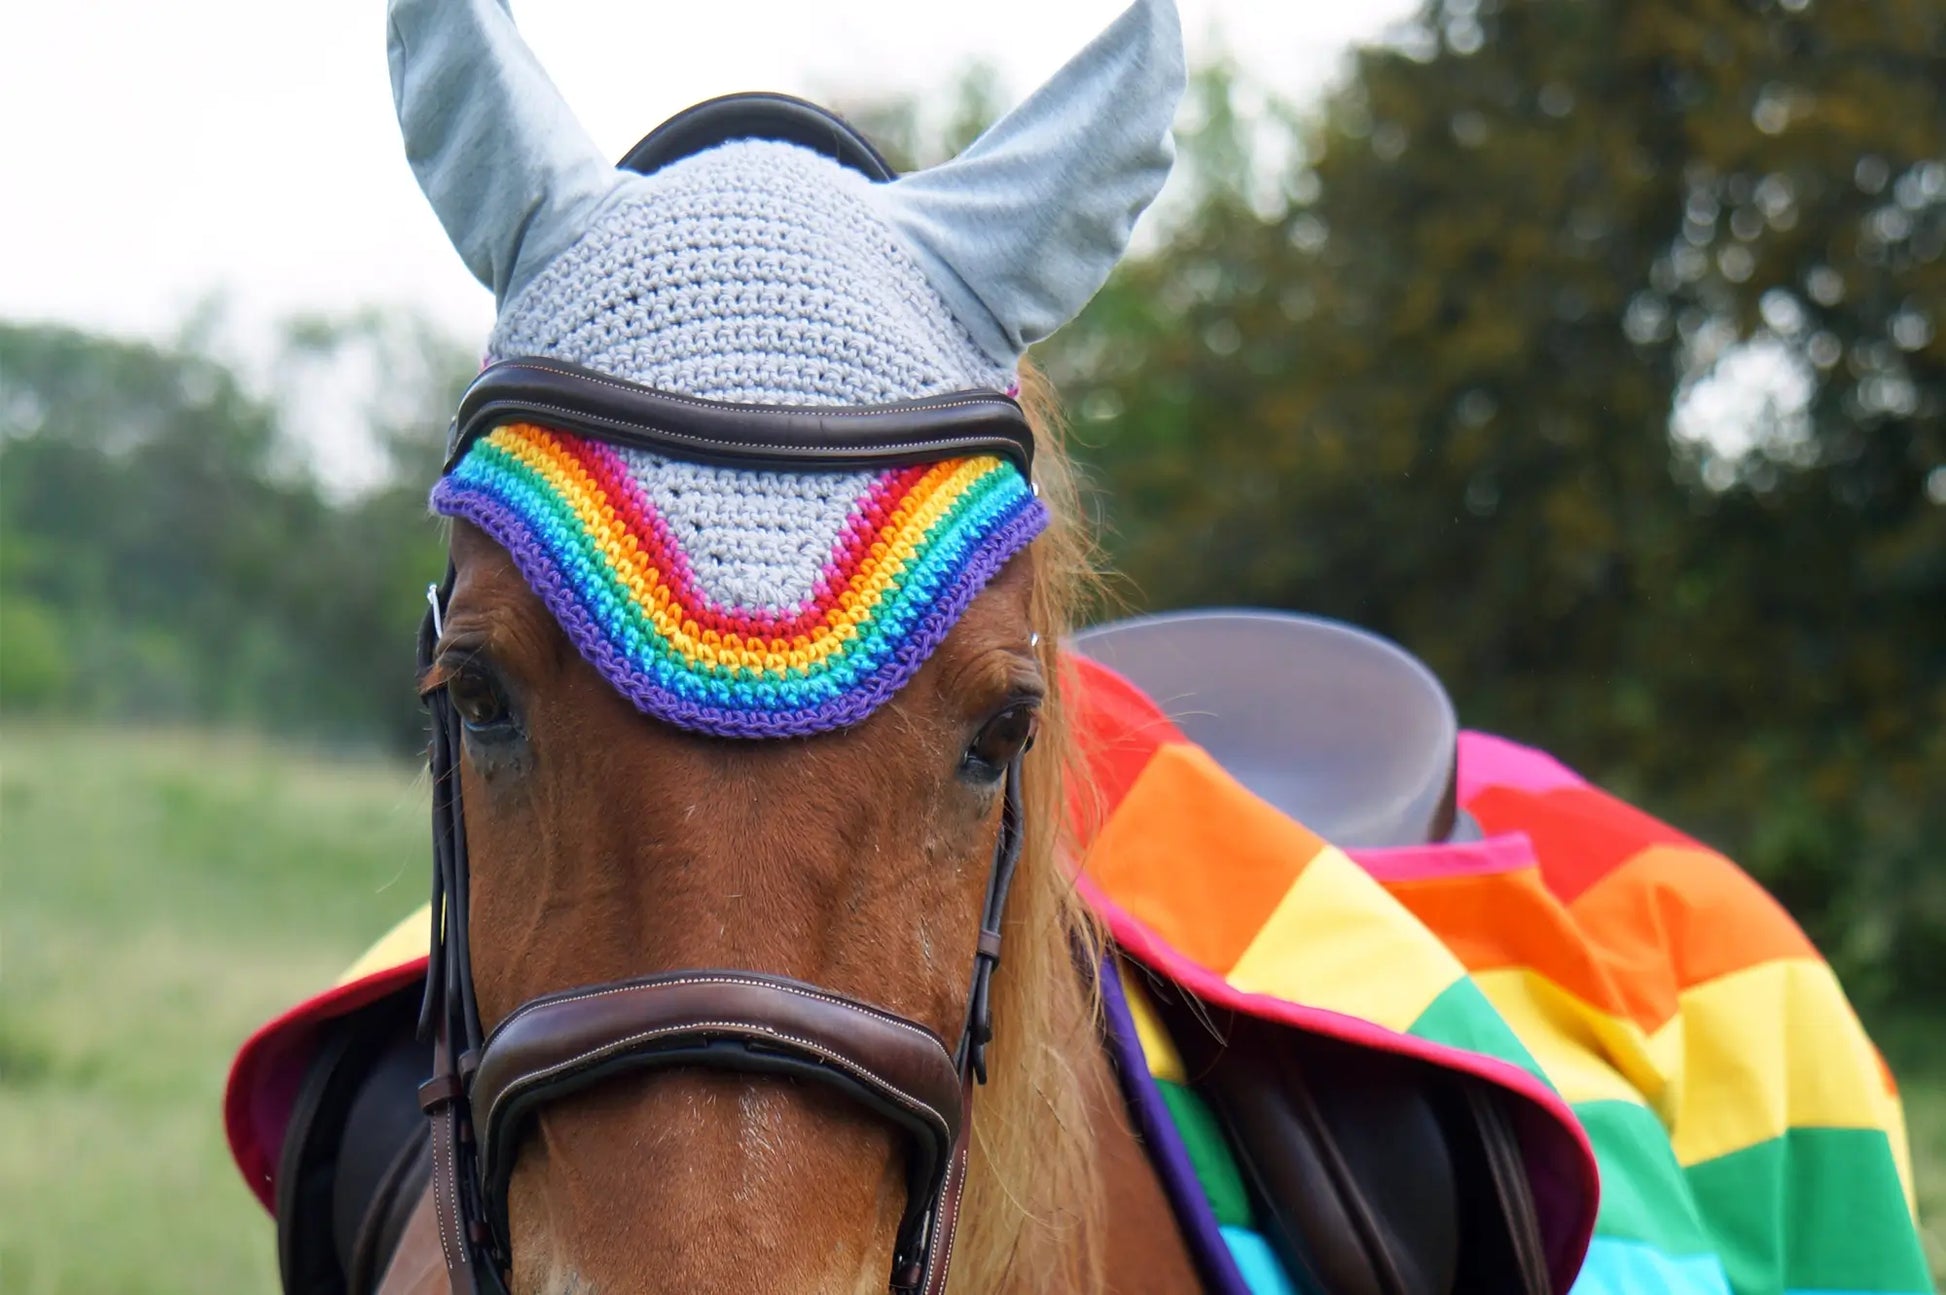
{"left": 5, "top": 1, "right": 1415, "bottom": 346}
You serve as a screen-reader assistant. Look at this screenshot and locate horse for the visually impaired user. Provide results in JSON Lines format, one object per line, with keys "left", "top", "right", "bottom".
{"left": 233, "top": 5, "right": 1933, "bottom": 1291}
{"left": 370, "top": 366, "right": 1201, "bottom": 1295}
{"left": 360, "top": 0, "right": 1201, "bottom": 1290}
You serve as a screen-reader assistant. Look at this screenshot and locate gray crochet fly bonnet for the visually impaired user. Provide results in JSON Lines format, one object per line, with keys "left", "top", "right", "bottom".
{"left": 389, "top": 0, "right": 1183, "bottom": 738}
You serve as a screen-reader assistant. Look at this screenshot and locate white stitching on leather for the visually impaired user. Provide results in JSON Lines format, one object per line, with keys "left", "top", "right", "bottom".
{"left": 485, "top": 975, "right": 945, "bottom": 1049}
{"left": 926, "top": 1148, "right": 968, "bottom": 1294}
{"left": 479, "top": 1020, "right": 953, "bottom": 1157}
{"left": 498, "top": 361, "right": 1018, "bottom": 419}
{"left": 431, "top": 1110, "right": 460, "bottom": 1271}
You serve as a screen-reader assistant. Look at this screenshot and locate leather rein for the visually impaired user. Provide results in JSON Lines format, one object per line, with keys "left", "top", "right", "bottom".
{"left": 412, "top": 359, "right": 1039, "bottom": 1295}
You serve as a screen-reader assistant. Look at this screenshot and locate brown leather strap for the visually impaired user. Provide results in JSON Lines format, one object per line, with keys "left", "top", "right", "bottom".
{"left": 421, "top": 1038, "right": 483, "bottom": 1294}
{"left": 1451, "top": 1081, "right": 1551, "bottom": 1295}
{"left": 914, "top": 1083, "right": 975, "bottom": 1295}
{"left": 447, "top": 358, "right": 1036, "bottom": 476}
{"left": 467, "top": 970, "right": 966, "bottom": 1281}
{"left": 345, "top": 1134, "right": 431, "bottom": 1295}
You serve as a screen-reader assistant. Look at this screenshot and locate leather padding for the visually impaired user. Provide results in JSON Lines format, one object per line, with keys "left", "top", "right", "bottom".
{"left": 445, "top": 357, "right": 1036, "bottom": 475}
{"left": 277, "top": 1025, "right": 358, "bottom": 1295}
{"left": 467, "top": 970, "right": 967, "bottom": 1279}
{"left": 275, "top": 992, "right": 432, "bottom": 1295}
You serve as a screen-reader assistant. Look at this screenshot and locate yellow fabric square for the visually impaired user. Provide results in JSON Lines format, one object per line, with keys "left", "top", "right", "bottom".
{"left": 1117, "top": 964, "right": 1188, "bottom": 1085}
{"left": 339, "top": 903, "right": 432, "bottom": 986}
{"left": 1658, "top": 957, "right": 1901, "bottom": 1167}
{"left": 1226, "top": 846, "right": 1462, "bottom": 1032}
{"left": 1472, "top": 967, "right": 1662, "bottom": 1112}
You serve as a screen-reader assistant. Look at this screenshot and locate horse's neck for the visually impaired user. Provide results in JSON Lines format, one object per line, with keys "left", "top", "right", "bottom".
{"left": 1084, "top": 1025, "right": 1205, "bottom": 1294}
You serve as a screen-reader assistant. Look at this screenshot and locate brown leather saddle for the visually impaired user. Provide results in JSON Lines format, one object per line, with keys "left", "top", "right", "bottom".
{"left": 1073, "top": 611, "right": 1551, "bottom": 1293}
{"left": 276, "top": 994, "right": 432, "bottom": 1295}
{"left": 1135, "top": 969, "right": 1551, "bottom": 1295}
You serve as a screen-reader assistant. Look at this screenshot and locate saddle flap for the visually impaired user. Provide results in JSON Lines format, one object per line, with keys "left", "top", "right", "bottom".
{"left": 1146, "top": 980, "right": 1549, "bottom": 1295}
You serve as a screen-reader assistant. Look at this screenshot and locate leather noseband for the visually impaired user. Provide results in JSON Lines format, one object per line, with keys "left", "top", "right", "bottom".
{"left": 414, "top": 359, "right": 1035, "bottom": 1295}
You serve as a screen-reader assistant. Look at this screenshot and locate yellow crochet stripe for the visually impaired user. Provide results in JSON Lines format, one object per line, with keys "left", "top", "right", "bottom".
{"left": 491, "top": 425, "right": 1000, "bottom": 673}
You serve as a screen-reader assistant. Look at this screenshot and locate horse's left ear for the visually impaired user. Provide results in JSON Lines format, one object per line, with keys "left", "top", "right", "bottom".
{"left": 387, "top": 0, "right": 626, "bottom": 308}
{"left": 869, "top": 0, "right": 1185, "bottom": 368}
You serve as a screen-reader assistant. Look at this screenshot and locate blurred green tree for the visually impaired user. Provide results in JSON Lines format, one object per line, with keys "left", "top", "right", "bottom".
{"left": 0, "top": 312, "right": 465, "bottom": 751}
{"left": 1041, "top": 0, "right": 1945, "bottom": 999}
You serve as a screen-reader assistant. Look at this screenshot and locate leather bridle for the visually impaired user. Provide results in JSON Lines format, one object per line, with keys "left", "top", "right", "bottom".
{"left": 412, "top": 358, "right": 1039, "bottom": 1295}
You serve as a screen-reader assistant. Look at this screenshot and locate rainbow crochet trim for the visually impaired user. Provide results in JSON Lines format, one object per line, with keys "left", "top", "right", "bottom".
{"left": 430, "top": 422, "right": 1047, "bottom": 738}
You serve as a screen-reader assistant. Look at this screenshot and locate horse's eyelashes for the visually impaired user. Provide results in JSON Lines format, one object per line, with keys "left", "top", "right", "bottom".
{"left": 447, "top": 660, "right": 520, "bottom": 740}
{"left": 962, "top": 702, "right": 1040, "bottom": 780}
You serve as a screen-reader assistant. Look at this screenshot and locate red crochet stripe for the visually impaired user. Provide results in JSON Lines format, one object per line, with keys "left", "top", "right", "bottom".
{"left": 549, "top": 430, "right": 936, "bottom": 643}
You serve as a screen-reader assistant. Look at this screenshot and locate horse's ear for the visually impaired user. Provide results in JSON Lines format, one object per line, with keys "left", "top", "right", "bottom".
{"left": 869, "top": 0, "right": 1185, "bottom": 367}
{"left": 387, "top": 0, "right": 625, "bottom": 307}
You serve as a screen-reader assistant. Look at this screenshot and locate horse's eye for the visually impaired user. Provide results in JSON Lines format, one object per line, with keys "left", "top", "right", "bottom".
{"left": 963, "top": 703, "right": 1040, "bottom": 779}
{"left": 448, "top": 666, "right": 512, "bottom": 733}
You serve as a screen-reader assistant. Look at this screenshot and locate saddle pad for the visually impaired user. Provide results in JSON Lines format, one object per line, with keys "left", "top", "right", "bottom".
{"left": 1068, "top": 654, "right": 1929, "bottom": 1295}
{"left": 1099, "top": 962, "right": 1294, "bottom": 1295}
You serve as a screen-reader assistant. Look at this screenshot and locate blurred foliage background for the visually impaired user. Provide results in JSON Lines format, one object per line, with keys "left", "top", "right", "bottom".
{"left": 2, "top": 0, "right": 1942, "bottom": 1285}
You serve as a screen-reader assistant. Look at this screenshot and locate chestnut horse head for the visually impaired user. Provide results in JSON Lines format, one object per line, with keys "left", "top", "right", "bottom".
{"left": 386, "top": 2, "right": 1183, "bottom": 1291}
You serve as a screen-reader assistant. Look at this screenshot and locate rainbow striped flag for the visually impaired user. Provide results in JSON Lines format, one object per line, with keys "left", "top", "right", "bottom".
{"left": 1069, "top": 655, "right": 1929, "bottom": 1295}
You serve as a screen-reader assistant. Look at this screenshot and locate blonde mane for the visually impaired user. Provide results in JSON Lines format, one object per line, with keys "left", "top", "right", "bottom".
{"left": 953, "top": 362, "right": 1109, "bottom": 1294}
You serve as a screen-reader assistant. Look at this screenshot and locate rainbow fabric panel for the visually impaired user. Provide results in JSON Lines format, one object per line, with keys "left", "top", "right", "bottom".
{"left": 1068, "top": 655, "right": 1929, "bottom": 1295}
{"left": 224, "top": 650, "right": 1928, "bottom": 1295}
{"left": 431, "top": 421, "right": 1047, "bottom": 738}
{"left": 1415, "top": 732, "right": 1928, "bottom": 1295}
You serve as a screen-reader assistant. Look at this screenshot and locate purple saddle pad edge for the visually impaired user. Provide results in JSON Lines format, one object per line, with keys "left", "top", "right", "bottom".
{"left": 1098, "top": 954, "right": 1253, "bottom": 1295}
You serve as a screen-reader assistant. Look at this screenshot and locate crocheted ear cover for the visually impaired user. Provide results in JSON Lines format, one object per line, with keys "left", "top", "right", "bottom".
{"left": 432, "top": 424, "right": 1047, "bottom": 739}
{"left": 429, "top": 141, "right": 1047, "bottom": 738}
{"left": 395, "top": 0, "right": 1180, "bottom": 738}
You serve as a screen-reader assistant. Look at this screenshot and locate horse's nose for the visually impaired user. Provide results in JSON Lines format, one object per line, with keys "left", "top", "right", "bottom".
{"left": 504, "top": 1068, "right": 907, "bottom": 1294}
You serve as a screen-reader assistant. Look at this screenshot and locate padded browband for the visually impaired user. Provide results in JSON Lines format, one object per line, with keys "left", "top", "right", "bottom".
{"left": 445, "top": 358, "right": 1037, "bottom": 476}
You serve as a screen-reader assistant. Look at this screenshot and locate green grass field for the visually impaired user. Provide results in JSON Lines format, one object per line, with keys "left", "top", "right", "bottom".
{"left": 2, "top": 722, "right": 1942, "bottom": 1291}
{"left": 2, "top": 724, "right": 427, "bottom": 1295}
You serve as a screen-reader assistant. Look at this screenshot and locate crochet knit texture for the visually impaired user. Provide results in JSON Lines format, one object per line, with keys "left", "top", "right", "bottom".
{"left": 432, "top": 140, "right": 1046, "bottom": 738}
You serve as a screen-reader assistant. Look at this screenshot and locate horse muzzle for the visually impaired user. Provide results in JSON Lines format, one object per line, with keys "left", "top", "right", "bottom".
{"left": 418, "top": 970, "right": 971, "bottom": 1295}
